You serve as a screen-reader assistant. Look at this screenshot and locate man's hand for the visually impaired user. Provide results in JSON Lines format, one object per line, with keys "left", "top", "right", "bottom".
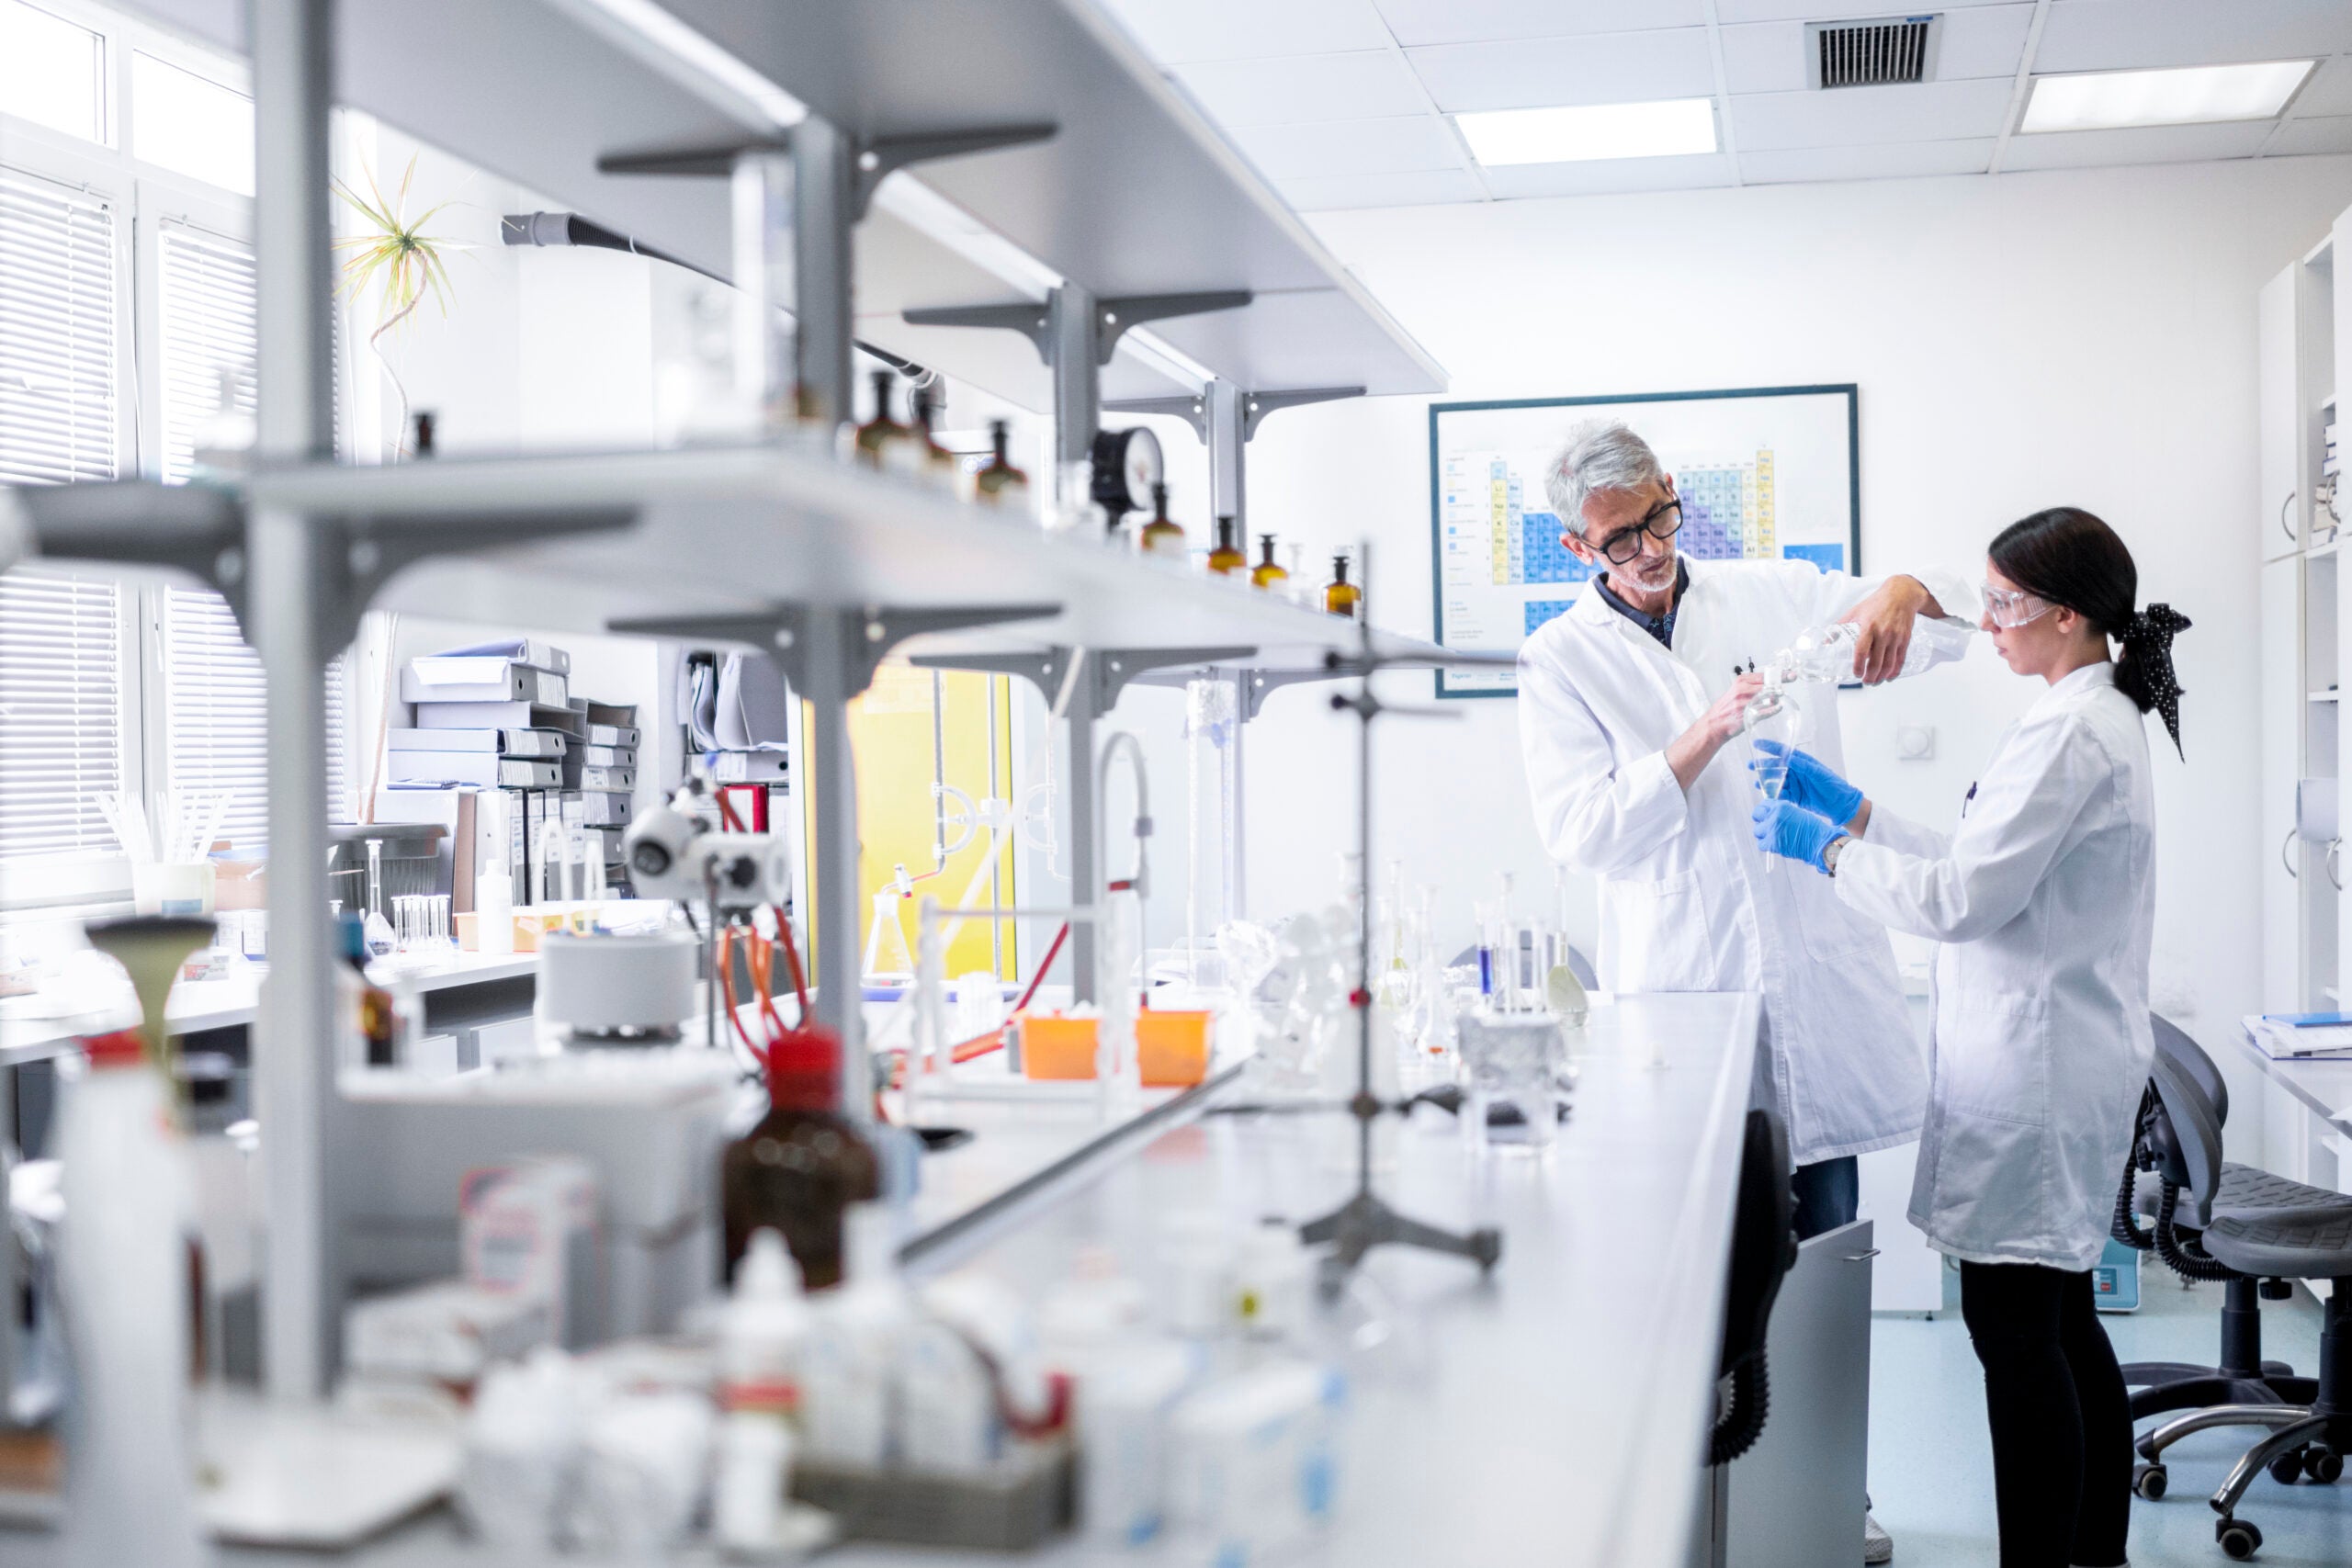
{"left": 1838, "top": 575, "right": 1937, "bottom": 684}
{"left": 1667, "top": 672, "right": 1764, "bottom": 793}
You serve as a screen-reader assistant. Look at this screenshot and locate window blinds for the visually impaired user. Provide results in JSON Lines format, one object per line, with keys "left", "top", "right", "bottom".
{"left": 0, "top": 165, "right": 117, "bottom": 485}
{"left": 0, "top": 573, "right": 126, "bottom": 860}
{"left": 157, "top": 219, "right": 256, "bottom": 484}
{"left": 0, "top": 165, "right": 126, "bottom": 866}
{"left": 162, "top": 589, "right": 354, "bottom": 851}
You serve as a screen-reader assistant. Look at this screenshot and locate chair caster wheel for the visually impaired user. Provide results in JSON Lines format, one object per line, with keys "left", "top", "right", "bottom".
{"left": 2267, "top": 1448, "right": 2306, "bottom": 1486}
{"left": 2217, "top": 1517, "right": 2264, "bottom": 1560}
{"left": 2305, "top": 1445, "right": 2343, "bottom": 1483}
{"left": 2132, "top": 1461, "right": 2167, "bottom": 1500}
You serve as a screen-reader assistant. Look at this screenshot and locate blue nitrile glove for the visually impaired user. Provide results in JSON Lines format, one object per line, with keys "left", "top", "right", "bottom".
{"left": 1752, "top": 799, "right": 1843, "bottom": 873}
{"left": 1749, "top": 739, "right": 1864, "bottom": 827}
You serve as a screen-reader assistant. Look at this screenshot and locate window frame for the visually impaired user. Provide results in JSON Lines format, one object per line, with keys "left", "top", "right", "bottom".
{"left": 0, "top": 1, "right": 265, "bottom": 911}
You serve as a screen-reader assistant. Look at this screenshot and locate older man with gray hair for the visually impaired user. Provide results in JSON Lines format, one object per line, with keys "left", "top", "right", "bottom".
{"left": 1519, "top": 420, "right": 1974, "bottom": 1564}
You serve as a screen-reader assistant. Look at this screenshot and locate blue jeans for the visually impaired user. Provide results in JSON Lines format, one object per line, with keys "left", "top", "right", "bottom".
{"left": 1792, "top": 1154, "right": 1860, "bottom": 1241}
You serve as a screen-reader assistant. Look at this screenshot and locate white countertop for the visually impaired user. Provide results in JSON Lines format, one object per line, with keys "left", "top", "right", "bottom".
{"left": 2, "top": 990, "right": 1757, "bottom": 1568}
{"left": 2233, "top": 1020, "right": 2352, "bottom": 1137}
{"left": 0, "top": 953, "right": 539, "bottom": 1067}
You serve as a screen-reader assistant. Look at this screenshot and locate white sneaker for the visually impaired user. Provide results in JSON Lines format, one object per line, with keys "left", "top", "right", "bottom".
{"left": 1863, "top": 1512, "right": 1894, "bottom": 1564}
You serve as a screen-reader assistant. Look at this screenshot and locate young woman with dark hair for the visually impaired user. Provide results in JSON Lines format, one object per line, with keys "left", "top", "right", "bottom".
{"left": 1751, "top": 506, "right": 2188, "bottom": 1568}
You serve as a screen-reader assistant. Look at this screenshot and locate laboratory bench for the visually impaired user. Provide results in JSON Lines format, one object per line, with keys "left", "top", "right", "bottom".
{"left": 0, "top": 990, "right": 1760, "bottom": 1568}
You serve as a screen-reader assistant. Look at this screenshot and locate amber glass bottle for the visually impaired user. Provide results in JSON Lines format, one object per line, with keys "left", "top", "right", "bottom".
{"left": 1205, "top": 514, "right": 1246, "bottom": 576}
{"left": 1138, "top": 482, "right": 1185, "bottom": 560}
{"left": 1250, "top": 534, "right": 1288, "bottom": 592}
{"left": 721, "top": 1027, "right": 880, "bottom": 1289}
{"left": 854, "top": 369, "right": 911, "bottom": 468}
{"left": 910, "top": 383, "right": 956, "bottom": 478}
{"left": 973, "top": 419, "right": 1029, "bottom": 505}
{"left": 1325, "top": 554, "right": 1362, "bottom": 620}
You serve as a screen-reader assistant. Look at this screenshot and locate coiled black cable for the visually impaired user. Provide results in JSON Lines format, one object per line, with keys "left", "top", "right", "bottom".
{"left": 2152, "top": 1181, "right": 2238, "bottom": 1284}
{"left": 2110, "top": 1152, "right": 2154, "bottom": 1252}
{"left": 1710, "top": 1355, "right": 1771, "bottom": 1465}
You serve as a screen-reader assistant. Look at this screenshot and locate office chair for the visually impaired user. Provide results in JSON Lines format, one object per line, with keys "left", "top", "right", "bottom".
{"left": 2116, "top": 1019, "right": 2345, "bottom": 1440}
{"left": 2131, "top": 1048, "right": 2352, "bottom": 1559}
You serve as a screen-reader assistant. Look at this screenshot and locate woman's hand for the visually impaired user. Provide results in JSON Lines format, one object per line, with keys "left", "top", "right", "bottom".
{"left": 1750, "top": 739, "right": 1866, "bottom": 829}
{"left": 1752, "top": 799, "right": 1844, "bottom": 872}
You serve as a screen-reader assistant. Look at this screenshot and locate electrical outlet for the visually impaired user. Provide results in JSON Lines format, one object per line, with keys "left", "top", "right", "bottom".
{"left": 1895, "top": 724, "right": 1935, "bottom": 761}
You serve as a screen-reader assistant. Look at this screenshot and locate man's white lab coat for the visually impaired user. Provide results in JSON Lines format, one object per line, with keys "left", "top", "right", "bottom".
{"left": 1517, "top": 556, "right": 1975, "bottom": 1164}
{"left": 1834, "top": 661, "right": 2157, "bottom": 1269}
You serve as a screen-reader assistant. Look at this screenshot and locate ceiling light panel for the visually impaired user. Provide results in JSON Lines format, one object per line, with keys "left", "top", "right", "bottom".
{"left": 1455, "top": 98, "right": 1719, "bottom": 164}
{"left": 2020, "top": 61, "right": 2315, "bottom": 133}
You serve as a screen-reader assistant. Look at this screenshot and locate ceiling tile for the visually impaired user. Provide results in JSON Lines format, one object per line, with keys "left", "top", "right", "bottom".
{"left": 1096, "top": 0, "right": 1394, "bottom": 64}
{"left": 1371, "top": 0, "right": 1704, "bottom": 48}
{"left": 1722, "top": 8, "right": 2033, "bottom": 96}
{"left": 1278, "top": 166, "right": 1488, "bottom": 211}
{"left": 1739, "top": 138, "right": 1997, "bottom": 185}
{"left": 1717, "top": 0, "right": 2025, "bottom": 21}
{"left": 1998, "top": 118, "right": 2277, "bottom": 171}
{"left": 2297, "top": 55, "right": 2352, "bottom": 118}
{"left": 2032, "top": 1, "right": 2352, "bottom": 73}
{"left": 1405, "top": 28, "right": 1718, "bottom": 113}
{"left": 1230, "top": 115, "right": 1464, "bottom": 179}
{"left": 1172, "top": 51, "right": 1430, "bottom": 127}
{"left": 2267, "top": 115, "right": 2352, "bottom": 157}
{"left": 1732, "top": 78, "right": 2017, "bottom": 151}
{"left": 1477, "top": 152, "right": 1738, "bottom": 199}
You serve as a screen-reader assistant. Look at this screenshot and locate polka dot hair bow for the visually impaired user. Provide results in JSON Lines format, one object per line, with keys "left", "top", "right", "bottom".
{"left": 2124, "top": 603, "right": 2190, "bottom": 758}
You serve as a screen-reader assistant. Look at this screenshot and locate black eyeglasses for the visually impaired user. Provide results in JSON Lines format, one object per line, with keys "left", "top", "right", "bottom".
{"left": 1593, "top": 497, "right": 1683, "bottom": 564}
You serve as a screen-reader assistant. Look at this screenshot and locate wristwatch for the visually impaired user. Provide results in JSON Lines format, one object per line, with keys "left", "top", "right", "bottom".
{"left": 1822, "top": 834, "right": 1854, "bottom": 876}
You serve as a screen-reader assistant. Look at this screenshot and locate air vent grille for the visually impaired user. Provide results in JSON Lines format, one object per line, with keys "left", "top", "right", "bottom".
{"left": 1807, "top": 15, "right": 1940, "bottom": 90}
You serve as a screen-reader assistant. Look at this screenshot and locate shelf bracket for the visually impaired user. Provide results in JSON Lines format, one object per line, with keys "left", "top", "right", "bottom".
{"left": 8, "top": 479, "right": 249, "bottom": 621}
{"left": 911, "top": 644, "right": 1251, "bottom": 1002}
{"left": 904, "top": 288, "right": 1253, "bottom": 469}
{"left": 609, "top": 603, "right": 1059, "bottom": 1104}
{"left": 1103, "top": 381, "right": 1363, "bottom": 533}
{"left": 600, "top": 120, "right": 1055, "bottom": 431}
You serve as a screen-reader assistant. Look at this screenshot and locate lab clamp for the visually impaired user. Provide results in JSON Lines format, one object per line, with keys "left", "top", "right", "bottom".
{"left": 625, "top": 782, "right": 796, "bottom": 1052}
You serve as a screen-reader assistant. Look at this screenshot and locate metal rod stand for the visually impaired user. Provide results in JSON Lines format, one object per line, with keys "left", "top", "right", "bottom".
{"left": 1295, "top": 589, "right": 1499, "bottom": 1295}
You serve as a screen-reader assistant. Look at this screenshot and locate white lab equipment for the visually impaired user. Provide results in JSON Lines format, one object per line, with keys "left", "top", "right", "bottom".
{"left": 797, "top": 1204, "right": 911, "bottom": 1469}
{"left": 535, "top": 928, "right": 700, "bottom": 1049}
{"left": 569, "top": 1389, "right": 715, "bottom": 1556}
{"left": 56, "top": 1032, "right": 209, "bottom": 1568}
{"left": 1455, "top": 1011, "right": 1567, "bottom": 1154}
{"left": 1159, "top": 1213, "right": 1235, "bottom": 1340}
{"left": 1075, "top": 1339, "right": 1203, "bottom": 1547}
{"left": 1166, "top": 1359, "right": 1347, "bottom": 1563}
{"left": 1232, "top": 1220, "right": 1313, "bottom": 1341}
{"left": 457, "top": 1348, "right": 583, "bottom": 1551}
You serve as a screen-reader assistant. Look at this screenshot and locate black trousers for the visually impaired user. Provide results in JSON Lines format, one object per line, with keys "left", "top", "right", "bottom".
{"left": 1958, "top": 1261, "right": 2132, "bottom": 1568}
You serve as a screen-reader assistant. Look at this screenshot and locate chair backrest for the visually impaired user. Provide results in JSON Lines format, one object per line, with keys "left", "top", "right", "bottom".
{"left": 2148, "top": 1048, "right": 2228, "bottom": 1232}
{"left": 2150, "top": 1012, "right": 2228, "bottom": 1128}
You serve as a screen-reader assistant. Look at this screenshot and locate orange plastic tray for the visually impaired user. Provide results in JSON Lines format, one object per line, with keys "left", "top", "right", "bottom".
{"left": 1013, "top": 1009, "right": 1212, "bottom": 1088}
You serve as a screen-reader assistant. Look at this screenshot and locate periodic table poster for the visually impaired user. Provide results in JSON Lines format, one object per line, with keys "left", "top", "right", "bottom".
{"left": 1428, "top": 385, "right": 1860, "bottom": 696}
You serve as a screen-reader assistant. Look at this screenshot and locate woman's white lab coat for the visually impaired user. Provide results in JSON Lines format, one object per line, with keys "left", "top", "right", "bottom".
{"left": 1832, "top": 662, "right": 2156, "bottom": 1270}
{"left": 1518, "top": 556, "right": 1975, "bottom": 1165}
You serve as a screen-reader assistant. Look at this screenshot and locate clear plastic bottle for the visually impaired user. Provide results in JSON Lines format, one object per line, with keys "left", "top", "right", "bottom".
{"left": 713, "top": 1230, "right": 808, "bottom": 1553}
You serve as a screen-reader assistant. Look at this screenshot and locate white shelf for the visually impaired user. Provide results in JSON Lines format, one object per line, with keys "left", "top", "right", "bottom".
{"left": 116, "top": 0, "right": 1443, "bottom": 412}
{"left": 245, "top": 446, "right": 1494, "bottom": 668}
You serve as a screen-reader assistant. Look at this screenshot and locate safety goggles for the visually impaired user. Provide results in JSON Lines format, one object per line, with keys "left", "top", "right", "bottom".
{"left": 1981, "top": 582, "right": 2052, "bottom": 629}
{"left": 1592, "top": 497, "right": 1683, "bottom": 564}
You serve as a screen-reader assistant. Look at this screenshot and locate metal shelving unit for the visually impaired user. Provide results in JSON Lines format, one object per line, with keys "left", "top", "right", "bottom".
{"left": 20, "top": 0, "right": 1475, "bottom": 1412}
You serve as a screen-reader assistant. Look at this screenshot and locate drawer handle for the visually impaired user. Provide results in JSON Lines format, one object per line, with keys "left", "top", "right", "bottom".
{"left": 2330, "top": 839, "right": 2344, "bottom": 893}
{"left": 1844, "top": 1249, "right": 1882, "bottom": 1262}
{"left": 2284, "top": 490, "right": 2299, "bottom": 546}
{"left": 2286, "top": 828, "right": 2301, "bottom": 880}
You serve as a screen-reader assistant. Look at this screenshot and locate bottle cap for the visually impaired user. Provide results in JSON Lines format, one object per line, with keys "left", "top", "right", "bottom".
{"left": 738, "top": 1228, "right": 804, "bottom": 1301}
{"left": 82, "top": 1027, "right": 146, "bottom": 1068}
{"left": 764, "top": 1023, "right": 842, "bottom": 1111}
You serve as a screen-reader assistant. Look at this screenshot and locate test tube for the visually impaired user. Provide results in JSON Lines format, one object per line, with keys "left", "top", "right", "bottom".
{"left": 1474, "top": 900, "right": 1498, "bottom": 999}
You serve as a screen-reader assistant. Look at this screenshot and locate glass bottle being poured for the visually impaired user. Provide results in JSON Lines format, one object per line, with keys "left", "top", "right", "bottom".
{"left": 1739, "top": 619, "right": 1942, "bottom": 732}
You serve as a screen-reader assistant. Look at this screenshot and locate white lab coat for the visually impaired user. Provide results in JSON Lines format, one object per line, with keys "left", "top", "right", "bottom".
{"left": 1833, "top": 662, "right": 2156, "bottom": 1270}
{"left": 1518, "top": 556, "right": 1976, "bottom": 1165}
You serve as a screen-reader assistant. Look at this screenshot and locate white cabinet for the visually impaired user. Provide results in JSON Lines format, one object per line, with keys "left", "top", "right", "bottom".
{"left": 2263, "top": 266, "right": 2302, "bottom": 560}
{"left": 2261, "top": 554, "right": 2303, "bottom": 1012}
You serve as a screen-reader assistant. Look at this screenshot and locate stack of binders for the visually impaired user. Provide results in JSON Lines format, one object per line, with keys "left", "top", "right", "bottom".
{"left": 385, "top": 638, "right": 580, "bottom": 906}
{"left": 561, "top": 699, "right": 639, "bottom": 887}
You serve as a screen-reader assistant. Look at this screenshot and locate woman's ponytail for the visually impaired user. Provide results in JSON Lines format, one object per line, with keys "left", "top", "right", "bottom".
{"left": 2115, "top": 604, "right": 2190, "bottom": 758}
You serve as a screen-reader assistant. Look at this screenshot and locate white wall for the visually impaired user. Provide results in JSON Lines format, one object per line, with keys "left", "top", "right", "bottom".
{"left": 1222, "top": 155, "right": 2352, "bottom": 1151}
